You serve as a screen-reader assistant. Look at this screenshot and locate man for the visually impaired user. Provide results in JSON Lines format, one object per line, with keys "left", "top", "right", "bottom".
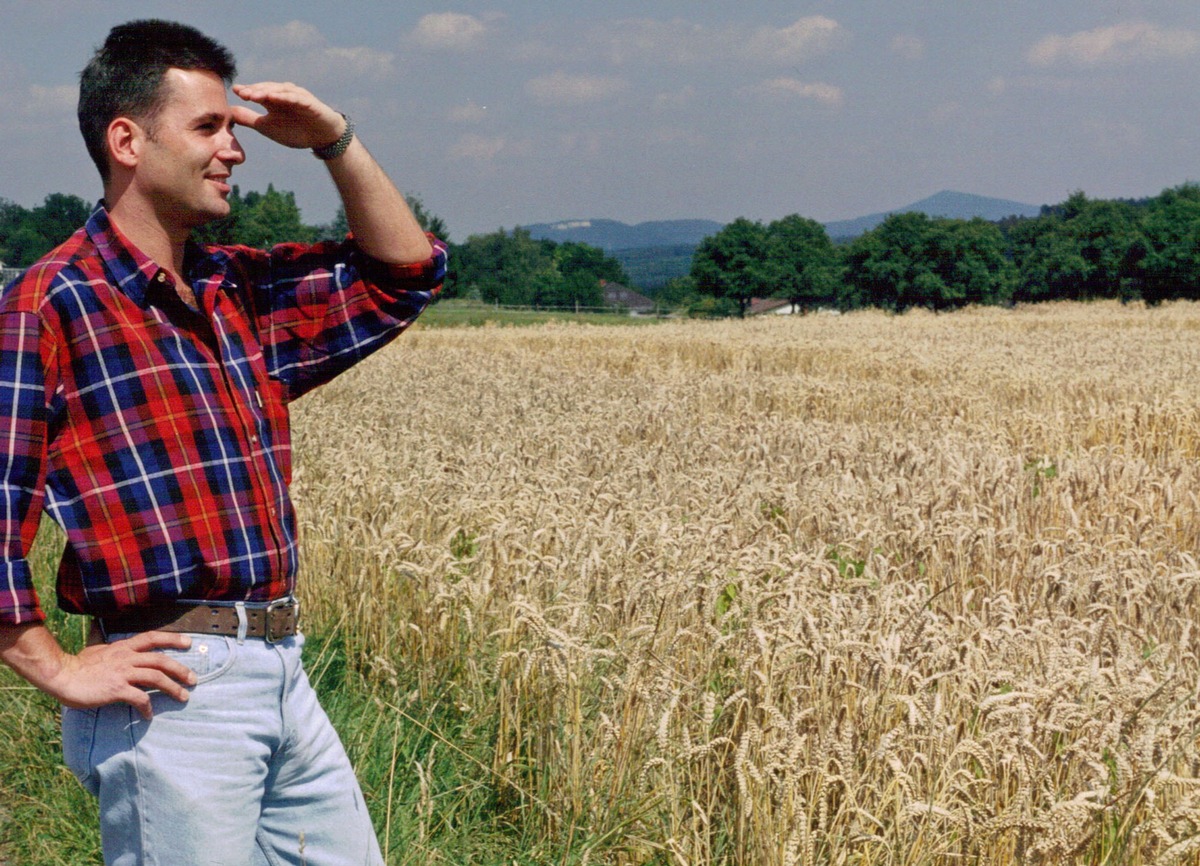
{"left": 0, "top": 19, "right": 445, "bottom": 865}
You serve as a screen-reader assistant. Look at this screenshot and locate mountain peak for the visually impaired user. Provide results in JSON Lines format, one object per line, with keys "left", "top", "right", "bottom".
{"left": 824, "top": 191, "right": 1042, "bottom": 239}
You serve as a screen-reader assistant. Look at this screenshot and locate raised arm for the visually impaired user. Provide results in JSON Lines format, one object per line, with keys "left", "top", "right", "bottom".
{"left": 231, "top": 81, "right": 434, "bottom": 265}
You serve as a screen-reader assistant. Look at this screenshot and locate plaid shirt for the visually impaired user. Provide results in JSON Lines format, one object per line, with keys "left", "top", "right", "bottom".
{"left": 0, "top": 205, "right": 445, "bottom": 625}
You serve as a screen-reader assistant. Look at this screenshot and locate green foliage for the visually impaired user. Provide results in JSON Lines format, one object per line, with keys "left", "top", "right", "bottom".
{"left": 193, "top": 184, "right": 317, "bottom": 248}
{"left": 842, "top": 212, "right": 1013, "bottom": 312}
{"left": 445, "top": 229, "right": 630, "bottom": 309}
{"left": 408, "top": 195, "right": 450, "bottom": 243}
{"left": 657, "top": 274, "right": 698, "bottom": 308}
{"left": 0, "top": 193, "right": 92, "bottom": 267}
{"left": 687, "top": 295, "right": 741, "bottom": 318}
{"left": 15, "top": 180, "right": 1200, "bottom": 317}
{"left": 418, "top": 300, "right": 660, "bottom": 329}
{"left": 826, "top": 545, "right": 868, "bottom": 580}
{"left": 1008, "top": 192, "right": 1145, "bottom": 303}
{"left": 689, "top": 217, "right": 773, "bottom": 316}
{"left": 679, "top": 182, "right": 1200, "bottom": 315}
{"left": 1139, "top": 184, "right": 1200, "bottom": 304}
{"left": 1025, "top": 458, "right": 1059, "bottom": 498}
{"left": 764, "top": 214, "right": 841, "bottom": 310}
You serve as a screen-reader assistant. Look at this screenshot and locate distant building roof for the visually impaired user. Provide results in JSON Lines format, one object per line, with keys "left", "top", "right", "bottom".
{"left": 748, "top": 297, "right": 793, "bottom": 315}
{"left": 601, "top": 280, "right": 656, "bottom": 312}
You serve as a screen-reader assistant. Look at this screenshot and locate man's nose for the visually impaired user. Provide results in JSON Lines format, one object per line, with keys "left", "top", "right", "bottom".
{"left": 221, "top": 132, "right": 246, "bottom": 165}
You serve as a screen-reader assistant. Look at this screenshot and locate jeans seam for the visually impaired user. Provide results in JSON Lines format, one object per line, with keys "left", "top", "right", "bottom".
{"left": 126, "top": 703, "right": 151, "bottom": 866}
{"left": 255, "top": 829, "right": 284, "bottom": 866}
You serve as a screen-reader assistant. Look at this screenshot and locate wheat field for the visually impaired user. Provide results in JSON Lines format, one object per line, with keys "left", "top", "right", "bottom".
{"left": 288, "top": 302, "right": 1200, "bottom": 865}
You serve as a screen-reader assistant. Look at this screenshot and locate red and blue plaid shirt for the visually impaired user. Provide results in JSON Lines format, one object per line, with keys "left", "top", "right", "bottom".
{"left": 0, "top": 205, "right": 445, "bottom": 625}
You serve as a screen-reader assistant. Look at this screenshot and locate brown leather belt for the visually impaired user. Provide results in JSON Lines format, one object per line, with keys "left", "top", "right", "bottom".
{"left": 96, "top": 598, "right": 300, "bottom": 643}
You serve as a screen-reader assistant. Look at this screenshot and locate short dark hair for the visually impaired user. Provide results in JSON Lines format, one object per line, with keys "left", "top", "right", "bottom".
{"left": 78, "top": 20, "right": 237, "bottom": 182}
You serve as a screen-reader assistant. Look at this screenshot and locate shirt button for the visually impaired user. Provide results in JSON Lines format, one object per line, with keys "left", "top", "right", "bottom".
{"left": 156, "top": 272, "right": 167, "bottom": 283}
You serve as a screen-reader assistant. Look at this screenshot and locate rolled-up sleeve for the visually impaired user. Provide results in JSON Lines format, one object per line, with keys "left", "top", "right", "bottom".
{"left": 0, "top": 300, "right": 56, "bottom": 625}
{"left": 224, "top": 236, "right": 447, "bottom": 401}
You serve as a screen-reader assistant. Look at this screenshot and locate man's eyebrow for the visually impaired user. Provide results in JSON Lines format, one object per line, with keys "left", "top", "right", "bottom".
{"left": 192, "top": 110, "right": 233, "bottom": 126}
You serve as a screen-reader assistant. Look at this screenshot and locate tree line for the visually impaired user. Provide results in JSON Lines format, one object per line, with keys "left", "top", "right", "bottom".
{"left": 672, "top": 184, "right": 1200, "bottom": 316}
{"left": 1, "top": 188, "right": 635, "bottom": 311}
{"left": 9, "top": 183, "right": 1200, "bottom": 316}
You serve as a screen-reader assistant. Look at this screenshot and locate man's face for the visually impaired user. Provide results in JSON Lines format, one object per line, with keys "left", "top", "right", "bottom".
{"left": 135, "top": 67, "right": 245, "bottom": 231}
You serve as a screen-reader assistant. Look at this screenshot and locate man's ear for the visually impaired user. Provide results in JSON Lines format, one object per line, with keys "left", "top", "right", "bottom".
{"left": 107, "top": 117, "right": 146, "bottom": 172}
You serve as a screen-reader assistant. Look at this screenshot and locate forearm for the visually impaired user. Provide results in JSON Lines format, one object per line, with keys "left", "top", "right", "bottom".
{"left": 325, "top": 134, "right": 434, "bottom": 265}
{"left": 0, "top": 620, "right": 197, "bottom": 718}
{"left": 0, "top": 622, "right": 69, "bottom": 696}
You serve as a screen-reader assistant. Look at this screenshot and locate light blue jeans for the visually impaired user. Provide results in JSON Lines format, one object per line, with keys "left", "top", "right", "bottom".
{"left": 62, "top": 633, "right": 384, "bottom": 866}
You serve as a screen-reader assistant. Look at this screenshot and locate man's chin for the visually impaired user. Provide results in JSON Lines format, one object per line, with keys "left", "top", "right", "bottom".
{"left": 190, "top": 201, "right": 232, "bottom": 227}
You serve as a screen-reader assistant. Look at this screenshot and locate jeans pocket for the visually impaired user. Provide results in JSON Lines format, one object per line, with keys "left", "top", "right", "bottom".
{"left": 61, "top": 706, "right": 100, "bottom": 795}
{"left": 148, "top": 634, "right": 237, "bottom": 684}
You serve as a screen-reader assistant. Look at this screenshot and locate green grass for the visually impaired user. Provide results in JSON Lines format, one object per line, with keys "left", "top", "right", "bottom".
{"left": 0, "top": 522, "right": 568, "bottom": 866}
{"left": 418, "top": 299, "right": 667, "bottom": 329}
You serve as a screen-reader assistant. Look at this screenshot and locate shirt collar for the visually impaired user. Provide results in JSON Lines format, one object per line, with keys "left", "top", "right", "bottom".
{"left": 84, "top": 203, "right": 227, "bottom": 308}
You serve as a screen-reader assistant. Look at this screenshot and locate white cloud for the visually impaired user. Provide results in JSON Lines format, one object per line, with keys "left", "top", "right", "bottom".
{"left": 449, "top": 133, "right": 506, "bottom": 162}
{"left": 653, "top": 86, "right": 698, "bottom": 110}
{"left": 448, "top": 101, "right": 489, "bottom": 123}
{"left": 525, "top": 72, "right": 628, "bottom": 107}
{"left": 251, "top": 20, "right": 325, "bottom": 51}
{"left": 747, "top": 77, "right": 844, "bottom": 107}
{"left": 747, "top": 16, "right": 846, "bottom": 64}
{"left": 410, "top": 13, "right": 487, "bottom": 51}
{"left": 26, "top": 84, "right": 76, "bottom": 115}
{"left": 891, "top": 34, "right": 925, "bottom": 61}
{"left": 586, "top": 16, "right": 846, "bottom": 67}
{"left": 597, "top": 18, "right": 714, "bottom": 65}
{"left": 243, "top": 21, "right": 393, "bottom": 83}
{"left": 1028, "top": 21, "right": 1200, "bottom": 66}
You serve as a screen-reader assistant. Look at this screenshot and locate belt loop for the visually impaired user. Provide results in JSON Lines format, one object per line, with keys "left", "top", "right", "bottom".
{"left": 234, "top": 602, "right": 248, "bottom": 644}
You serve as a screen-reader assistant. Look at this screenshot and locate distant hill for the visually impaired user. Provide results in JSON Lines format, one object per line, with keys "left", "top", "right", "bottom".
{"left": 822, "top": 190, "right": 1043, "bottom": 240}
{"left": 523, "top": 192, "right": 1046, "bottom": 291}
{"left": 521, "top": 218, "right": 725, "bottom": 251}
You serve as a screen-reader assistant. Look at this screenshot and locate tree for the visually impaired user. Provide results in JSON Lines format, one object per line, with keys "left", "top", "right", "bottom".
{"left": 764, "top": 215, "right": 840, "bottom": 311}
{"left": 923, "top": 218, "right": 1014, "bottom": 309}
{"left": 1139, "top": 184, "right": 1200, "bottom": 304}
{"left": 690, "top": 218, "right": 772, "bottom": 316}
{"left": 657, "top": 274, "right": 697, "bottom": 310}
{"left": 448, "top": 228, "right": 558, "bottom": 305}
{"left": 842, "top": 213, "right": 1012, "bottom": 312}
{"left": 447, "top": 229, "right": 630, "bottom": 308}
{"left": 5, "top": 227, "right": 50, "bottom": 268}
{"left": 841, "top": 212, "right": 933, "bottom": 311}
{"left": 1010, "top": 192, "right": 1145, "bottom": 303}
{"left": 238, "top": 185, "right": 315, "bottom": 248}
{"left": 30, "top": 193, "right": 91, "bottom": 246}
{"left": 0, "top": 194, "right": 92, "bottom": 267}
{"left": 408, "top": 195, "right": 450, "bottom": 243}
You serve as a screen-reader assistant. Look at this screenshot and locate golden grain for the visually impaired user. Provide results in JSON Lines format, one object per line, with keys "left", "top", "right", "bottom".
{"left": 290, "top": 301, "right": 1200, "bottom": 864}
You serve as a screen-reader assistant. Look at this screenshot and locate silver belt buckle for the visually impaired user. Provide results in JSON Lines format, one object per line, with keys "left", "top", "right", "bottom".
{"left": 264, "top": 596, "right": 299, "bottom": 643}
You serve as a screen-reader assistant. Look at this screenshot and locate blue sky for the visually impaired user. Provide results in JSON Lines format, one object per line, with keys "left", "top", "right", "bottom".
{"left": 2, "top": 1, "right": 1199, "bottom": 239}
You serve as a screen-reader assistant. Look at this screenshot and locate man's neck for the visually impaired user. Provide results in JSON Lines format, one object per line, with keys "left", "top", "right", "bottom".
{"left": 106, "top": 196, "right": 190, "bottom": 280}
{"left": 106, "top": 198, "right": 203, "bottom": 309}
